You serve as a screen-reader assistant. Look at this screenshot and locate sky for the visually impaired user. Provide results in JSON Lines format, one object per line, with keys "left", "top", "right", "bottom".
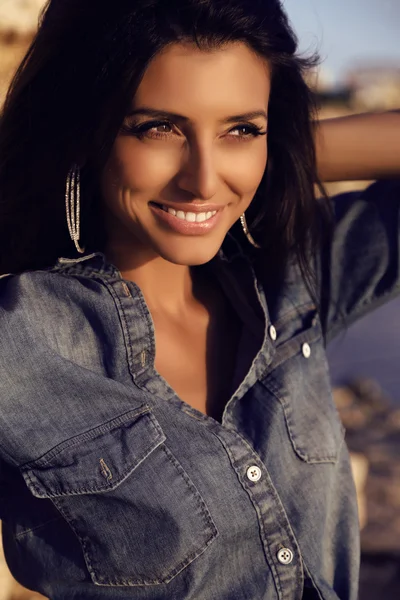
{"left": 0, "top": 1, "right": 398, "bottom": 84}
{"left": 283, "top": 0, "right": 400, "bottom": 84}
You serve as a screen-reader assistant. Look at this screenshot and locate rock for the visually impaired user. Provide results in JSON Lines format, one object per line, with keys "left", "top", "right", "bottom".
{"left": 349, "top": 378, "right": 392, "bottom": 415}
{"left": 334, "top": 378, "right": 400, "bottom": 554}
{"left": 333, "top": 387, "right": 370, "bottom": 431}
{"left": 349, "top": 452, "right": 369, "bottom": 529}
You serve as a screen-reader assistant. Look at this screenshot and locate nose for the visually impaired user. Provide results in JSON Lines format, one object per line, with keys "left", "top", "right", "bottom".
{"left": 175, "top": 140, "right": 218, "bottom": 201}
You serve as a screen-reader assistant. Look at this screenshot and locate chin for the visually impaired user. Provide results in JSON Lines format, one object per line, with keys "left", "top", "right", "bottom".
{"left": 156, "top": 238, "right": 223, "bottom": 266}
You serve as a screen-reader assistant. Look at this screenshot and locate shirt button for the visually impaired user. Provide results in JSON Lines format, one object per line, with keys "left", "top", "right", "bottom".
{"left": 302, "top": 343, "right": 311, "bottom": 359}
{"left": 269, "top": 325, "right": 277, "bottom": 341}
{"left": 246, "top": 465, "right": 262, "bottom": 482}
{"left": 277, "top": 547, "right": 294, "bottom": 565}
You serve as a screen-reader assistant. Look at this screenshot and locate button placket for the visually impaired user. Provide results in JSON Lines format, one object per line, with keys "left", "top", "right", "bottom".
{"left": 212, "top": 426, "right": 303, "bottom": 599}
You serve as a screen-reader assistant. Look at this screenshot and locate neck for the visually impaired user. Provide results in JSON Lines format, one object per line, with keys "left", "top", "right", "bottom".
{"left": 105, "top": 242, "right": 195, "bottom": 314}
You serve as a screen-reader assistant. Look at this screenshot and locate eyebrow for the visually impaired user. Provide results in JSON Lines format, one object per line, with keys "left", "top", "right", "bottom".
{"left": 127, "top": 107, "right": 268, "bottom": 124}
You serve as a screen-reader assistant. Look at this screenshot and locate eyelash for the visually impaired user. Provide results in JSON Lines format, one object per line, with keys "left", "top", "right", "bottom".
{"left": 121, "top": 120, "right": 267, "bottom": 141}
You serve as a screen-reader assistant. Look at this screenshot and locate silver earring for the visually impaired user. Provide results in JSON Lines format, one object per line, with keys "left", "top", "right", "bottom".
{"left": 65, "top": 164, "right": 85, "bottom": 254}
{"left": 240, "top": 213, "right": 261, "bottom": 249}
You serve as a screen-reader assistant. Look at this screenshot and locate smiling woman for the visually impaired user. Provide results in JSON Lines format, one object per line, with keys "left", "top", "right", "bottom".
{"left": 101, "top": 43, "right": 269, "bottom": 268}
{"left": 0, "top": 1, "right": 399, "bottom": 600}
{"left": 0, "top": 0, "right": 322, "bottom": 283}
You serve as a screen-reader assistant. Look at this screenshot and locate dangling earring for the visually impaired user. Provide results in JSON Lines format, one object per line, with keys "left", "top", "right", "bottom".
{"left": 65, "top": 164, "right": 85, "bottom": 254}
{"left": 240, "top": 213, "right": 261, "bottom": 249}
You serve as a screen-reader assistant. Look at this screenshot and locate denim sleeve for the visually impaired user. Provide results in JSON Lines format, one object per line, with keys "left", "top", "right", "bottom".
{"left": 318, "top": 179, "right": 400, "bottom": 344}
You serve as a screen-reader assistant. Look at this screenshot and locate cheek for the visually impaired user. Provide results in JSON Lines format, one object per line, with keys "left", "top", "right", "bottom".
{"left": 101, "top": 137, "right": 177, "bottom": 198}
{"left": 227, "top": 144, "right": 268, "bottom": 198}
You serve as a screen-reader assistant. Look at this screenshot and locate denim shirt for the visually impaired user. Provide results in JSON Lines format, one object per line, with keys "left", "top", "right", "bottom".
{"left": 0, "top": 180, "right": 399, "bottom": 600}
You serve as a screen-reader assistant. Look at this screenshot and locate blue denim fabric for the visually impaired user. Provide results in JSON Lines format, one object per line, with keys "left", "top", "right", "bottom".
{"left": 0, "top": 180, "right": 399, "bottom": 600}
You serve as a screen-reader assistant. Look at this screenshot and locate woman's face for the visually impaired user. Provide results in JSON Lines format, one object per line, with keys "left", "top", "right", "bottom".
{"left": 101, "top": 42, "right": 270, "bottom": 267}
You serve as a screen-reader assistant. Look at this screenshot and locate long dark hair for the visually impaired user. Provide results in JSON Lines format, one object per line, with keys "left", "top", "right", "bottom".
{"left": 0, "top": 0, "right": 329, "bottom": 284}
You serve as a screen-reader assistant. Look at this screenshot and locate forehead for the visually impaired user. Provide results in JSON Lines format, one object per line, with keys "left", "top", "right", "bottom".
{"left": 133, "top": 42, "right": 271, "bottom": 118}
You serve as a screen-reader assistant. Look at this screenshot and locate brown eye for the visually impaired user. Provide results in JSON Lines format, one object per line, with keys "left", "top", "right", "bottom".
{"left": 153, "top": 123, "right": 172, "bottom": 134}
{"left": 227, "top": 124, "right": 267, "bottom": 141}
{"left": 120, "top": 120, "right": 176, "bottom": 139}
{"left": 235, "top": 126, "right": 250, "bottom": 136}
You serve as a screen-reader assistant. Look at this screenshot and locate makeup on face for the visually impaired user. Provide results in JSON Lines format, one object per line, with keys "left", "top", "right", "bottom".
{"left": 101, "top": 42, "right": 270, "bottom": 266}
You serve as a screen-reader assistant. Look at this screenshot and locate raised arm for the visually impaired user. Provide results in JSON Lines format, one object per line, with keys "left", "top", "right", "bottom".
{"left": 315, "top": 111, "right": 400, "bottom": 183}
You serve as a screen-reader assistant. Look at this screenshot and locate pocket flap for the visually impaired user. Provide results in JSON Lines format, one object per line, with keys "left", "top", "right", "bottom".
{"left": 21, "top": 407, "right": 166, "bottom": 498}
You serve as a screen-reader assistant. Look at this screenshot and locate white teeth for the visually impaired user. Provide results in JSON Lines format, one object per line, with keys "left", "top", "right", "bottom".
{"left": 196, "top": 213, "right": 207, "bottom": 223}
{"left": 161, "top": 206, "right": 218, "bottom": 223}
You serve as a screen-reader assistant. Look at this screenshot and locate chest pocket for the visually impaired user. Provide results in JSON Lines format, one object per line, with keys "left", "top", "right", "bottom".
{"left": 261, "top": 317, "right": 345, "bottom": 463}
{"left": 20, "top": 407, "right": 218, "bottom": 587}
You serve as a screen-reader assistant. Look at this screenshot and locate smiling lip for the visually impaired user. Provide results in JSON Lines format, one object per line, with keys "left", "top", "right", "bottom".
{"left": 151, "top": 201, "right": 224, "bottom": 213}
{"left": 149, "top": 201, "right": 224, "bottom": 235}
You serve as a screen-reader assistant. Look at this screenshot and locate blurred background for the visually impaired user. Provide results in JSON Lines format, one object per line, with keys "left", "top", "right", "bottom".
{"left": 0, "top": 1, "right": 399, "bottom": 598}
